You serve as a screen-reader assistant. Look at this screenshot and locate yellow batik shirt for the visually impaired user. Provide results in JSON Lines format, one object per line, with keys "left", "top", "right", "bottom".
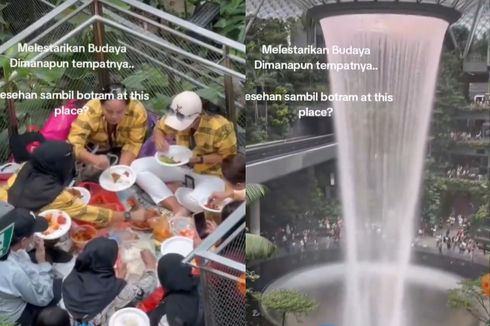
{"left": 156, "top": 113, "right": 237, "bottom": 175}
{"left": 68, "top": 99, "right": 148, "bottom": 158}
{"left": 0, "top": 174, "right": 113, "bottom": 227}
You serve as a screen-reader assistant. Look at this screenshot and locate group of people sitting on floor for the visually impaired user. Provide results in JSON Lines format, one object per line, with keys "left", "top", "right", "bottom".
{"left": 0, "top": 207, "right": 218, "bottom": 326}
{"left": 0, "top": 84, "right": 246, "bottom": 325}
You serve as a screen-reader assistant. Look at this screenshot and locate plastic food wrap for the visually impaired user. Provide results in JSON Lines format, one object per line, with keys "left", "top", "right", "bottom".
{"left": 119, "top": 237, "right": 155, "bottom": 282}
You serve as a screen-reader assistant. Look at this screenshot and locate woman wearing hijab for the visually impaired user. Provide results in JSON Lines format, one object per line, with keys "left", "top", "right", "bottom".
{"left": 0, "top": 141, "right": 146, "bottom": 228}
{"left": 63, "top": 238, "right": 156, "bottom": 325}
{"left": 149, "top": 254, "right": 203, "bottom": 326}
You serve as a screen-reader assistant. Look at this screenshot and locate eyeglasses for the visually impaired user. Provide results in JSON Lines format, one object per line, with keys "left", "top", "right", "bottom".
{"left": 168, "top": 105, "right": 200, "bottom": 121}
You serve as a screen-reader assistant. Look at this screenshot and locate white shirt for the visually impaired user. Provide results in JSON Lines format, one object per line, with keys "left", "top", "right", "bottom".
{"left": 0, "top": 249, "right": 54, "bottom": 322}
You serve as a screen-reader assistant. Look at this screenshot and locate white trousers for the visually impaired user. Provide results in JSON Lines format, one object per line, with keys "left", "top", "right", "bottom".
{"left": 131, "top": 157, "right": 225, "bottom": 212}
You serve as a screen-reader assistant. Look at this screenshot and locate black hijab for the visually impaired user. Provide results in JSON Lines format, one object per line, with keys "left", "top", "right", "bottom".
{"left": 8, "top": 141, "right": 75, "bottom": 211}
{"left": 149, "top": 254, "right": 201, "bottom": 326}
{"left": 62, "top": 238, "right": 126, "bottom": 320}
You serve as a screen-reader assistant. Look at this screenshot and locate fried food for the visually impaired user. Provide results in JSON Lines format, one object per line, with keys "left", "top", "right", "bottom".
{"left": 67, "top": 188, "right": 82, "bottom": 198}
{"left": 111, "top": 172, "right": 121, "bottom": 183}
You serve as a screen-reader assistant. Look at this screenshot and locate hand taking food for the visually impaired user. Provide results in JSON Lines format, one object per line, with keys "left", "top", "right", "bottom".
{"left": 129, "top": 207, "right": 146, "bottom": 223}
{"left": 93, "top": 154, "right": 110, "bottom": 170}
{"left": 209, "top": 191, "right": 230, "bottom": 204}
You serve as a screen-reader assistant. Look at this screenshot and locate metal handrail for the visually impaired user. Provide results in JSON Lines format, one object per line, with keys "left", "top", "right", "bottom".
{"left": 0, "top": 0, "right": 82, "bottom": 53}
{"left": 119, "top": 0, "right": 245, "bottom": 53}
{"left": 29, "top": 1, "right": 93, "bottom": 45}
{"left": 183, "top": 201, "right": 246, "bottom": 282}
{"left": 100, "top": 0, "right": 245, "bottom": 65}
{"left": 97, "top": 16, "right": 245, "bottom": 80}
{"left": 0, "top": 15, "right": 97, "bottom": 89}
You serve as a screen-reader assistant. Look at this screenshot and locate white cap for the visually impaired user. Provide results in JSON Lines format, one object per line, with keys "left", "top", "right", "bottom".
{"left": 164, "top": 91, "right": 202, "bottom": 131}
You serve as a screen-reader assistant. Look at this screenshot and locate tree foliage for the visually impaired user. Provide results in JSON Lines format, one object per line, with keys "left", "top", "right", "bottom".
{"left": 245, "top": 18, "right": 329, "bottom": 144}
{"left": 260, "top": 289, "right": 319, "bottom": 326}
{"left": 246, "top": 233, "right": 277, "bottom": 261}
{"left": 423, "top": 50, "right": 489, "bottom": 225}
{"left": 448, "top": 277, "right": 490, "bottom": 325}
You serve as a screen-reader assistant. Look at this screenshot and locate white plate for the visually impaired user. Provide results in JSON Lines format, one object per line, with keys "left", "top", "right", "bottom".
{"left": 199, "top": 197, "right": 233, "bottom": 213}
{"left": 109, "top": 307, "right": 150, "bottom": 326}
{"left": 175, "top": 187, "right": 202, "bottom": 213}
{"left": 154, "top": 145, "right": 193, "bottom": 167}
{"left": 99, "top": 165, "right": 136, "bottom": 192}
{"left": 35, "top": 210, "right": 72, "bottom": 240}
{"left": 67, "top": 187, "right": 91, "bottom": 205}
{"left": 160, "top": 236, "right": 193, "bottom": 257}
{"left": 0, "top": 162, "right": 21, "bottom": 174}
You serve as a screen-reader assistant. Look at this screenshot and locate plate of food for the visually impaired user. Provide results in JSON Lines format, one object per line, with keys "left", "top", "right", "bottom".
{"left": 109, "top": 307, "right": 150, "bottom": 326}
{"left": 36, "top": 209, "right": 72, "bottom": 240}
{"left": 160, "top": 236, "right": 193, "bottom": 257}
{"left": 66, "top": 186, "right": 91, "bottom": 205}
{"left": 99, "top": 165, "right": 136, "bottom": 192}
{"left": 154, "top": 145, "right": 193, "bottom": 167}
{"left": 199, "top": 197, "right": 233, "bottom": 213}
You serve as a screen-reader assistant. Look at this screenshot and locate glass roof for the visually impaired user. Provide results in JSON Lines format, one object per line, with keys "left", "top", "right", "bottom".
{"left": 246, "top": 0, "right": 489, "bottom": 55}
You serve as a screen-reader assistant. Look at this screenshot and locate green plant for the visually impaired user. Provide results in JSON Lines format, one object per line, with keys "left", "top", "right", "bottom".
{"left": 448, "top": 278, "right": 490, "bottom": 325}
{"left": 0, "top": 315, "right": 17, "bottom": 326}
{"left": 246, "top": 183, "right": 267, "bottom": 203}
{"left": 0, "top": 2, "right": 11, "bottom": 43}
{"left": 260, "top": 289, "right": 319, "bottom": 326}
{"left": 246, "top": 233, "right": 277, "bottom": 261}
{"left": 213, "top": 0, "right": 246, "bottom": 42}
{"left": 245, "top": 18, "right": 329, "bottom": 144}
{"left": 423, "top": 50, "right": 488, "bottom": 226}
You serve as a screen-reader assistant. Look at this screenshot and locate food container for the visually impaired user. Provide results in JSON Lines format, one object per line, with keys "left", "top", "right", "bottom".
{"left": 169, "top": 217, "right": 196, "bottom": 239}
{"left": 148, "top": 214, "right": 172, "bottom": 243}
{"left": 70, "top": 224, "right": 97, "bottom": 251}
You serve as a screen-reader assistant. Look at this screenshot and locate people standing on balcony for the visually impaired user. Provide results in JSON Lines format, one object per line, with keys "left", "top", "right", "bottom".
{"left": 131, "top": 91, "right": 237, "bottom": 215}
{"left": 0, "top": 208, "right": 61, "bottom": 326}
{"left": 68, "top": 83, "right": 148, "bottom": 179}
{"left": 0, "top": 141, "right": 147, "bottom": 235}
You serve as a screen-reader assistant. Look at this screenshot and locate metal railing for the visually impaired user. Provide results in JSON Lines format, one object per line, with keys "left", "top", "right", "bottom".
{"left": 246, "top": 134, "right": 336, "bottom": 163}
{"left": 0, "top": 0, "right": 246, "bottom": 160}
{"left": 183, "top": 202, "right": 246, "bottom": 326}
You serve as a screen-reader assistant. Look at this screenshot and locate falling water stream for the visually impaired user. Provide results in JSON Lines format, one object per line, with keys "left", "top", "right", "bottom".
{"left": 318, "top": 14, "right": 449, "bottom": 326}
